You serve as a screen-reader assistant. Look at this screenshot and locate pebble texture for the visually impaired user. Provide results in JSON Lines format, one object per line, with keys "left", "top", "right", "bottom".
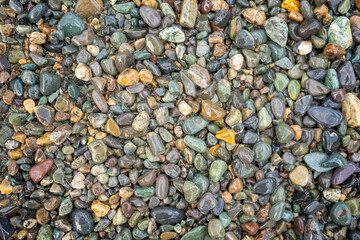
{"left": 0, "top": 1, "right": 360, "bottom": 240}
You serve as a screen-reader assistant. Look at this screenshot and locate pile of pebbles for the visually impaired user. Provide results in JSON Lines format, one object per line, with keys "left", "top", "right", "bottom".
{"left": 0, "top": 0, "right": 360, "bottom": 239}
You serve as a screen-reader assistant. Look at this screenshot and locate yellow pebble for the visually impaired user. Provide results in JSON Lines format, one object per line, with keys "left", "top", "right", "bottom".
{"left": 23, "top": 99, "right": 36, "bottom": 114}
{"left": 0, "top": 179, "right": 13, "bottom": 195}
{"left": 142, "top": 0, "right": 158, "bottom": 8}
{"left": 12, "top": 132, "right": 26, "bottom": 143}
{"left": 37, "top": 132, "right": 54, "bottom": 146}
{"left": 281, "top": 0, "right": 300, "bottom": 12}
{"left": 9, "top": 148, "right": 22, "bottom": 159}
{"left": 88, "top": 137, "right": 95, "bottom": 145}
{"left": 215, "top": 129, "right": 236, "bottom": 144}
{"left": 91, "top": 200, "right": 110, "bottom": 218}
{"left": 105, "top": 118, "right": 121, "bottom": 137}
{"left": 70, "top": 107, "right": 84, "bottom": 123}
{"left": 117, "top": 68, "right": 139, "bottom": 86}
{"left": 95, "top": 132, "right": 107, "bottom": 140}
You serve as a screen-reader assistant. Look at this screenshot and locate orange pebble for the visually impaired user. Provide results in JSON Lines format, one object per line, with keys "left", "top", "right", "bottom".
{"left": 117, "top": 68, "right": 139, "bottom": 86}
{"left": 23, "top": 99, "right": 36, "bottom": 114}
{"left": 281, "top": 0, "right": 300, "bottom": 12}
{"left": 2, "top": 90, "right": 15, "bottom": 105}
{"left": 70, "top": 107, "right": 84, "bottom": 123}
{"left": 228, "top": 178, "right": 243, "bottom": 194}
{"left": 9, "top": 148, "right": 22, "bottom": 159}
{"left": 209, "top": 144, "right": 220, "bottom": 157}
{"left": 37, "top": 132, "right": 54, "bottom": 146}
{"left": 18, "top": 59, "right": 27, "bottom": 65}
{"left": 119, "top": 187, "right": 134, "bottom": 198}
{"left": 222, "top": 191, "right": 232, "bottom": 203}
{"left": 290, "top": 125, "right": 302, "bottom": 141}
{"left": 12, "top": 132, "right": 26, "bottom": 143}
{"left": 139, "top": 68, "right": 153, "bottom": 85}
{"left": 288, "top": 11, "right": 303, "bottom": 22}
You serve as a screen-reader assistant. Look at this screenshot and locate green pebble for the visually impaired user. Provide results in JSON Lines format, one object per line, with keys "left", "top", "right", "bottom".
{"left": 39, "top": 72, "right": 61, "bottom": 96}
{"left": 113, "top": 2, "right": 136, "bottom": 14}
{"left": 345, "top": 198, "right": 360, "bottom": 215}
{"left": 184, "top": 135, "right": 207, "bottom": 153}
{"left": 183, "top": 181, "right": 201, "bottom": 203}
{"left": 20, "top": 70, "right": 37, "bottom": 85}
{"left": 181, "top": 226, "right": 208, "bottom": 240}
{"left": 36, "top": 224, "right": 53, "bottom": 240}
{"left": 67, "top": 83, "right": 80, "bottom": 99}
{"left": 324, "top": 69, "right": 339, "bottom": 91}
{"left": 219, "top": 212, "right": 231, "bottom": 228}
{"left": 110, "top": 32, "right": 127, "bottom": 49}
{"left": 258, "top": 107, "right": 272, "bottom": 130}
{"left": 9, "top": 113, "right": 28, "bottom": 125}
{"left": 208, "top": 219, "right": 225, "bottom": 238}
{"left": 134, "top": 187, "right": 155, "bottom": 198}
{"left": 253, "top": 141, "right": 272, "bottom": 162}
{"left": 330, "top": 202, "right": 352, "bottom": 226}
{"left": 274, "top": 72, "right": 289, "bottom": 92}
{"left": 209, "top": 160, "right": 227, "bottom": 182}
{"left": 57, "top": 12, "right": 86, "bottom": 37}
{"left": 288, "top": 80, "right": 300, "bottom": 100}
{"left": 269, "top": 201, "right": 285, "bottom": 221}
{"left": 276, "top": 123, "right": 294, "bottom": 144}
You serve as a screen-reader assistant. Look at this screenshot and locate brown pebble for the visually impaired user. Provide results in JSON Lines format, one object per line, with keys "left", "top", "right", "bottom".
{"left": 242, "top": 8, "right": 266, "bottom": 25}
{"left": 243, "top": 222, "right": 259, "bottom": 235}
{"left": 44, "top": 196, "right": 61, "bottom": 211}
{"left": 288, "top": 11, "right": 303, "bottom": 22}
{"left": 200, "top": 99, "right": 226, "bottom": 121}
{"left": 323, "top": 43, "right": 346, "bottom": 59}
{"left": 36, "top": 207, "right": 50, "bottom": 225}
{"left": 7, "top": 160, "right": 18, "bottom": 176}
{"left": 138, "top": 169, "right": 157, "bottom": 187}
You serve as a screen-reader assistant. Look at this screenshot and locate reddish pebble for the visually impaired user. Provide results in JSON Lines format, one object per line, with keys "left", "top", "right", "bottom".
{"left": 294, "top": 216, "right": 305, "bottom": 236}
{"left": 121, "top": 201, "right": 134, "bottom": 218}
{"left": 150, "top": 55, "right": 157, "bottom": 63}
{"left": 99, "top": 231, "right": 106, "bottom": 238}
{"left": 243, "top": 222, "right": 259, "bottom": 235}
{"left": 7, "top": 160, "right": 19, "bottom": 176}
{"left": 201, "top": 0, "right": 213, "bottom": 14}
{"left": 257, "top": 228, "right": 276, "bottom": 240}
{"left": 331, "top": 89, "right": 346, "bottom": 102}
{"left": 29, "top": 158, "right": 53, "bottom": 183}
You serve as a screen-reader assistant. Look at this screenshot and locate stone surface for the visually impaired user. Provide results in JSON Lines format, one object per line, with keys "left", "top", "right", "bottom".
{"left": 264, "top": 17, "right": 288, "bottom": 47}
{"left": 179, "top": 0, "right": 198, "bottom": 28}
{"left": 75, "top": 0, "right": 103, "bottom": 18}
{"left": 151, "top": 207, "right": 185, "bottom": 225}
{"left": 289, "top": 165, "right": 309, "bottom": 187}
{"left": 29, "top": 158, "right": 54, "bottom": 183}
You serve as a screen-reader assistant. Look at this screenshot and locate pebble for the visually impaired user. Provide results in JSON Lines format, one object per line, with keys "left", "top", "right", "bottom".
{"left": 328, "top": 16, "right": 352, "bottom": 49}
{"left": 71, "top": 210, "right": 94, "bottom": 235}
{"left": 264, "top": 17, "right": 288, "bottom": 47}
{"left": 179, "top": 0, "right": 198, "bottom": 28}
{"left": 289, "top": 165, "right": 309, "bottom": 187}
{"left": 342, "top": 93, "right": 360, "bottom": 127}
{"left": 75, "top": 0, "right": 103, "bottom": 18}
{"left": 139, "top": 6, "right": 162, "bottom": 28}
{"left": 57, "top": 12, "right": 86, "bottom": 37}
{"left": 188, "top": 64, "right": 211, "bottom": 88}
{"left": 307, "top": 106, "right": 343, "bottom": 128}
{"left": 29, "top": 158, "right": 53, "bottom": 183}
{"left": 151, "top": 207, "right": 185, "bottom": 225}
{"left": 298, "top": 18, "right": 321, "bottom": 39}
